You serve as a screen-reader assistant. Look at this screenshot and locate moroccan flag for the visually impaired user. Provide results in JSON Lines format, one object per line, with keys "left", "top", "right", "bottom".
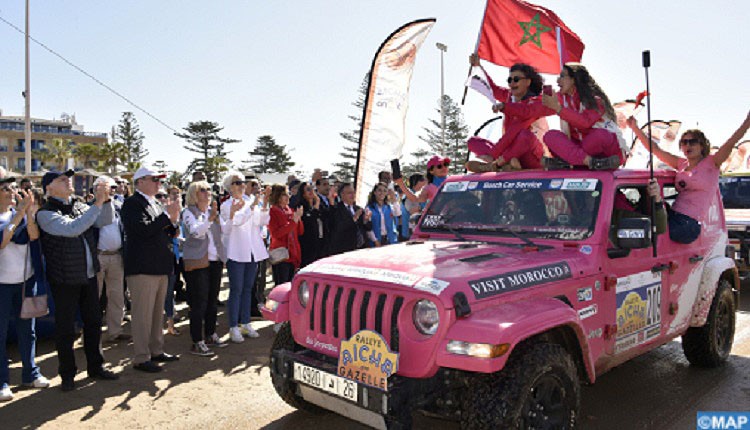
{"left": 477, "top": 0, "right": 584, "bottom": 74}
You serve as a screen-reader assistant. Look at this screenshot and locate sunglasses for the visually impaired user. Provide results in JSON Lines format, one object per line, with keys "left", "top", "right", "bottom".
{"left": 507, "top": 76, "right": 527, "bottom": 84}
{"left": 110, "top": 185, "right": 118, "bottom": 190}
{"left": 155, "top": 193, "right": 167, "bottom": 199}
{"left": 231, "top": 180, "right": 245, "bottom": 186}
{"left": 198, "top": 188, "right": 210, "bottom": 193}
{"left": 680, "top": 138, "right": 700, "bottom": 146}
{"left": 432, "top": 163, "right": 448, "bottom": 169}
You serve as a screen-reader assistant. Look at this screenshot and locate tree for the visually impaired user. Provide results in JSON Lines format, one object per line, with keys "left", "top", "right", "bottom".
{"left": 32, "top": 138, "right": 72, "bottom": 170}
{"left": 175, "top": 121, "right": 239, "bottom": 183}
{"left": 418, "top": 95, "right": 470, "bottom": 172}
{"left": 402, "top": 148, "right": 431, "bottom": 180}
{"left": 73, "top": 143, "right": 102, "bottom": 169}
{"left": 115, "top": 112, "right": 147, "bottom": 171}
{"left": 334, "top": 73, "right": 369, "bottom": 182}
{"left": 99, "top": 141, "right": 128, "bottom": 174}
{"left": 248, "top": 135, "right": 295, "bottom": 174}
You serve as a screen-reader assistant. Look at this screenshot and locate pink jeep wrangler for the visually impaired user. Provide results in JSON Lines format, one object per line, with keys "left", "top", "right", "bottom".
{"left": 262, "top": 169, "right": 739, "bottom": 429}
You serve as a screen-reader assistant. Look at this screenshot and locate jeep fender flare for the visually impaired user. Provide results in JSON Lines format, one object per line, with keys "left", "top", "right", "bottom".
{"left": 436, "top": 297, "right": 595, "bottom": 383}
{"left": 260, "top": 282, "right": 291, "bottom": 322}
{"left": 689, "top": 256, "right": 738, "bottom": 327}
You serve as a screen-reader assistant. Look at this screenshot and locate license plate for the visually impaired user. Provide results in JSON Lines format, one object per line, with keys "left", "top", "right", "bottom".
{"left": 293, "top": 363, "right": 358, "bottom": 402}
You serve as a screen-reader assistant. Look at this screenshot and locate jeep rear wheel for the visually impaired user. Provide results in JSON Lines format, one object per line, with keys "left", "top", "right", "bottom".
{"left": 459, "top": 342, "right": 579, "bottom": 430}
{"left": 682, "top": 279, "right": 736, "bottom": 367}
{"left": 269, "top": 322, "right": 326, "bottom": 414}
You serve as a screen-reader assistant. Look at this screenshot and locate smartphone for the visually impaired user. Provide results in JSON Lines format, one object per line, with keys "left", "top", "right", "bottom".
{"left": 543, "top": 85, "right": 553, "bottom": 96}
{"left": 390, "top": 159, "right": 402, "bottom": 180}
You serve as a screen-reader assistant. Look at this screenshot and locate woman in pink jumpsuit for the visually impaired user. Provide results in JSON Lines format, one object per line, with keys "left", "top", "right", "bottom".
{"left": 465, "top": 54, "right": 546, "bottom": 172}
{"left": 541, "top": 63, "right": 624, "bottom": 170}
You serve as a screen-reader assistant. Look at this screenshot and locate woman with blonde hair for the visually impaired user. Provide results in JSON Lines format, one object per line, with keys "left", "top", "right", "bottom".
{"left": 220, "top": 171, "right": 270, "bottom": 343}
{"left": 181, "top": 181, "right": 227, "bottom": 356}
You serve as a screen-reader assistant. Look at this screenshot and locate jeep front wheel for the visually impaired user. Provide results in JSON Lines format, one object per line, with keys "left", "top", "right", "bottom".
{"left": 682, "top": 279, "right": 736, "bottom": 367}
{"left": 460, "top": 342, "right": 579, "bottom": 430}
{"left": 269, "top": 322, "right": 326, "bottom": 414}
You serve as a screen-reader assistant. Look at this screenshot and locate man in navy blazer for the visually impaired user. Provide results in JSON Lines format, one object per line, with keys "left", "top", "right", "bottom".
{"left": 121, "top": 167, "right": 181, "bottom": 373}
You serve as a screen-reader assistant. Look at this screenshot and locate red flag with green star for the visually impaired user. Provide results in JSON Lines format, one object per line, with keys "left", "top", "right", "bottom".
{"left": 476, "top": 0, "right": 584, "bottom": 74}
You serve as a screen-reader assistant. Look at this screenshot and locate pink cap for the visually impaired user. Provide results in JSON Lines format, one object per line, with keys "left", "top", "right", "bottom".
{"left": 427, "top": 156, "right": 451, "bottom": 170}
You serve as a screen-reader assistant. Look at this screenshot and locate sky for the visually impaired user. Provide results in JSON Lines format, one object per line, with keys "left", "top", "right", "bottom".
{"left": 0, "top": 1, "right": 748, "bottom": 178}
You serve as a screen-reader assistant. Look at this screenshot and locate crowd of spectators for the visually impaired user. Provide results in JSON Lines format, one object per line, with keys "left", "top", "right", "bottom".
{"left": 0, "top": 162, "right": 428, "bottom": 400}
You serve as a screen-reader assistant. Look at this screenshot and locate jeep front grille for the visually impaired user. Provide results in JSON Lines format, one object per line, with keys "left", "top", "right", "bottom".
{"left": 306, "top": 283, "right": 404, "bottom": 352}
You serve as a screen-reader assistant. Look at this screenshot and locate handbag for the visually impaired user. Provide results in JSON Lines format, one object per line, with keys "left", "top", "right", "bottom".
{"left": 20, "top": 243, "right": 48, "bottom": 320}
{"left": 184, "top": 254, "right": 209, "bottom": 272}
{"left": 269, "top": 247, "right": 289, "bottom": 265}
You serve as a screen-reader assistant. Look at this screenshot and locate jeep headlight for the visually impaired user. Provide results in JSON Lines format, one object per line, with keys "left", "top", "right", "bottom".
{"left": 298, "top": 281, "right": 310, "bottom": 308}
{"left": 413, "top": 299, "right": 440, "bottom": 335}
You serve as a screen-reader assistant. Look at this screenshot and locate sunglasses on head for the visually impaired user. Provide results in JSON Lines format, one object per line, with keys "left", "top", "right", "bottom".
{"left": 680, "top": 138, "right": 700, "bottom": 146}
{"left": 507, "top": 76, "right": 527, "bottom": 84}
{"left": 231, "top": 180, "right": 245, "bottom": 186}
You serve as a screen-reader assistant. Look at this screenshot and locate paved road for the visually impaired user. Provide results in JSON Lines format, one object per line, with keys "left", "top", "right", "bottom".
{"left": 258, "top": 289, "right": 750, "bottom": 430}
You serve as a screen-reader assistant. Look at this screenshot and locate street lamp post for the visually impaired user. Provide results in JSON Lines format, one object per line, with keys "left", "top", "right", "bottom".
{"left": 436, "top": 42, "right": 447, "bottom": 150}
{"left": 24, "top": 0, "right": 31, "bottom": 175}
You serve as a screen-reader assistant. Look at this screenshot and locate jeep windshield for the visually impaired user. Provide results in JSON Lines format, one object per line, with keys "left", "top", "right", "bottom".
{"left": 420, "top": 178, "right": 602, "bottom": 241}
{"left": 720, "top": 175, "right": 750, "bottom": 209}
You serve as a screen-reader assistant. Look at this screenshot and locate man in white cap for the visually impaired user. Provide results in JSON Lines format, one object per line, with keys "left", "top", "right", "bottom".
{"left": 121, "top": 166, "right": 181, "bottom": 373}
{"left": 93, "top": 175, "right": 130, "bottom": 343}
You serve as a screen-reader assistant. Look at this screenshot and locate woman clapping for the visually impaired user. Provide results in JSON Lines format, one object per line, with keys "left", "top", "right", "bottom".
{"left": 220, "top": 172, "right": 270, "bottom": 343}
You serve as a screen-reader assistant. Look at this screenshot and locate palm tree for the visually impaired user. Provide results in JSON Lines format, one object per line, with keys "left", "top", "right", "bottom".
{"left": 99, "top": 142, "right": 128, "bottom": 174}
{"left": 73, "top": 143, "right": 102, "bottom": 169}
{"left": 32, "top": 138, "right": 73, "bottom": 170}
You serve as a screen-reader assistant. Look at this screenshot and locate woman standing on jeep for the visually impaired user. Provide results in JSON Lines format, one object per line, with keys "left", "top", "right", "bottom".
{"left": 541, "top": 63, "right": 627, "bottom": 170}
{"left": 465, "top": 54, "right": 546, "bottom": 172}
{"left": 628, "top": 110, "right": 750, "bottom": 244}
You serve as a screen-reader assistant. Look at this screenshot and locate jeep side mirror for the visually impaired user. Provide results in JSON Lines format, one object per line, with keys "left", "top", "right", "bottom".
{"left": 616, "top": 217, "right": 652, "bottom": 249}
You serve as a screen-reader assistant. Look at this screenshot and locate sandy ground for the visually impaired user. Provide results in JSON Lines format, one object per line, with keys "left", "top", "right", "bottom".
{"left": 2, "top": 281, "right": 749, "bottom": 430}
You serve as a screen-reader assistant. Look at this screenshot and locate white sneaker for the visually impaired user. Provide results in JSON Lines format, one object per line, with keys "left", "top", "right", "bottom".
{"left": 0, "top": 384, "right": 12, "bottom": 402}
{"left": 229, "top": 327, "right": 244, "bottom": 343}
{"left": 242, "top": 323, "right": 259, "bottom": 338}
{"left": 23, "top": 376, "right": 50, "bottom": 388}
{"left": 190, "top": 341, "right": 215, "bottom": 357}
{"left": 206, "top": 333, "right": 228, "bottom": 348}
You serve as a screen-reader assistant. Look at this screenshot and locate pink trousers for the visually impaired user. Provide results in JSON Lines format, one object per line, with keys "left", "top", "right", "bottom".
{"left": 467, "top": 129, "right": 543, "bottom": 169}
{"left": 543, "top": 129, "right": 623, "bottom": 166}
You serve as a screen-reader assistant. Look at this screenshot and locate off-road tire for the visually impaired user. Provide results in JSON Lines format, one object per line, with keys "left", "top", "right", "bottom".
{"left": 460, "top": 342, "right": 579, "bottom": 430}
{"left": 269, "top": 322, "right": 326, "bottom": 414}
{"left": 682, "top": 279, "right": 736, "bottom": 367}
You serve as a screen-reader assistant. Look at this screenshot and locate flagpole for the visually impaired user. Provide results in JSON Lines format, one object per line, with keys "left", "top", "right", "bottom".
{"left": 462, "top": 0, "right": 489, "bottom": 105}
{"left": 642, "top": 50, "right": 657, "bottom": 257}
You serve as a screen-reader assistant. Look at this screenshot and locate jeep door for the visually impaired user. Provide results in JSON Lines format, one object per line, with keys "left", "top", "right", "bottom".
{"left": 603, "top": 183, "right": 671, "bottom": 362}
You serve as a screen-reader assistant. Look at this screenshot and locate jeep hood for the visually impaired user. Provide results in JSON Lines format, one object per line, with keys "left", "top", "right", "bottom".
{"left": 298, "top": 240, "right": 594, "bottom": 307}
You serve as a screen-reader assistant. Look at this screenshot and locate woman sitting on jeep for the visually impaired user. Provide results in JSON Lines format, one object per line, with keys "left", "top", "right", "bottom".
{"left": 628, "top": 111, "right": 750, "bottom": 244}
{"left": 541, "top": 63, "right": 627, "bottom": 170}
{"left": 465, "top": 54, "right": 546, "bottom": 172}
